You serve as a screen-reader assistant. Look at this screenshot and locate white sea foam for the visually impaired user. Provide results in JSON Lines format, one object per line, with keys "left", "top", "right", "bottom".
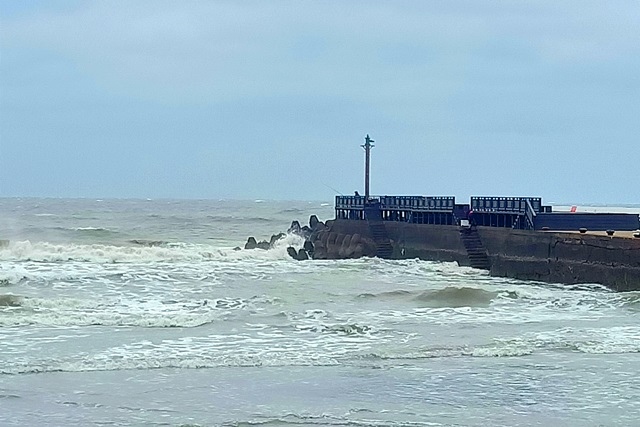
{"left": 0, "top": 233, "right": 305, "bottom": 264}
{"left": 7, "top": 321, "right": 638, "bottom": 375}
{"left": 0, "top": 294, "right": 280, "bottom": 328}
{"left": 73, "top": 226, "right": 111, "bottom": 231}
{"left": 468, "top": 326, "right": 640, "bottom": 358}
{"left": 0, "top": 265, "right": 30, "bottom": 286}
{"left": 0, "top": 323, "right": 382, "bottom": 374}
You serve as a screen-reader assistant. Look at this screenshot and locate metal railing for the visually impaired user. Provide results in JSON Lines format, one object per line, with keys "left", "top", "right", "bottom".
{"left": 470, "top": 197, "right": 542, "bottom": 214}
{"left": 335, "top": 195, "right": 366, "bottom": 209}
{"left": 380, "top": 196, "right": 455, "bottom": 211}
{"left": 525, "top": 199, "right": 537, "bottom": 230}
{"left": 336, "top": 195, "right": 455, "bottom": 211}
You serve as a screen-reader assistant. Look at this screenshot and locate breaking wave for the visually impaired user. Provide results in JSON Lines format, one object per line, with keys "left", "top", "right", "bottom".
{"left": 363, "top": 325, "right": 640, "bottom": 360}
{"left": 128, "top": 239, "right": 170, "bottom": 247}
{"left": 48, "top": 226, "right": 122, "bottom": 239}
{"left": 0, "top": 295, "right": 279, "bottom": 328}
{"left": 73, "top": 226, "right": 111, "bottom": 232}
{"left": 0, "top": 233, "right": 305, "bottom": 263}
{"left": 226, "top": 413, "right": 441, "bottom": 427}
{"left": 0, "top": 353, "right": 343, "bottom": 375}
{"left": 613, "top": 292, "right": 640, "bottom": 311}
{"left": 0, "top": 294, "right": 22, "bottom": 307}
{"left": 6, "top": 324, "right": 639, "bottom": 376}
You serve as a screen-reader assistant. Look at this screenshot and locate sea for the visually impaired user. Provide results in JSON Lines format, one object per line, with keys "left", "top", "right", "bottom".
{"left": 1, "top": 198, "right": 639, "bottom": 427}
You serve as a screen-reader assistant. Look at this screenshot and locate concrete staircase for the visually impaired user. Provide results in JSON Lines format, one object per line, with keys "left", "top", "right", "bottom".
{"left": 368, "top": 221, "right": 394, "bottom": 258}
{"left": 459, "top": 226, "right": 491, "bottom": 270}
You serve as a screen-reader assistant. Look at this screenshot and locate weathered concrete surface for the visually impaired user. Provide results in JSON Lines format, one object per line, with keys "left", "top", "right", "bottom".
{"left": 310, "top": 227, "right": 377, "bottom": 259}
{"left": 328, "top": 220, "right": 468, "bottom": 264}
{"left": 478, "top": 227, "right": 640, "bottom": 291}
{"left": 327, "top": 219, "right": 640, "bottom": 291}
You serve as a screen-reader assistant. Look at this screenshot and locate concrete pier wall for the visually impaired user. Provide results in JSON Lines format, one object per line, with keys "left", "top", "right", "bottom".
{"left": 478, "top": 227, "right": 640, "bottom": 291}
{"left": 327, "top": 219, "right": 640, "bottom": 291}
{"left": 328, "top": 220, "right": 469, "bottom": 264}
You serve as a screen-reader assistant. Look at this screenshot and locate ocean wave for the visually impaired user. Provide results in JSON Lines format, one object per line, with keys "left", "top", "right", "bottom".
{"left": 294, "top": 322, "right": 374, "bottom": 335}
{"left": 361, "top": 346, "right": 467, "bottom": 361}
{"left": 470, "top": 344, "right": 535, "bottom": 357}
{"left": 73, "top": 227, "right": 111, "bottom": 232}
{"left": 0, "top": 276, "right": 26, "bottom": 287}
{"left": 610, "top": 292, "right": 640, "bottom": 312}
{"left": 278, "top": 208, "right": 304, "bottom": 214}
{"left": 0, "top": 294, "right": 22, "bottom": 307}
{"left": 228, "top": 413, "right": 439, "bottom": 426}
{"left": 0, "top": 265, "right": 30, "bottom": 287}
{"left": 206, "top": 214, "right": 277, "bottom": 223}
{"left": 128, "top": 239, "right": 170, "bottom": 247}
{"left": 0, "top": 295, "right": 279, "bottom": 328}
{"left": 561, "top": 326, "right": 640, "bottom": 354}
{"left": 361, "top": 343, "right": 534, "bottom": 360}
{"left": 561, "top": 283, "right": 614, "bottom": 293}
{"left": 0, "top": 311, "right": 224, "bottom": 328}
{"left": 474, "top": 326, "right": 640, "bottom": 356}
{"left": 0, "top": 314, "right": 381, "bottom": 374}
{"left": 357, "top": 287, "right": 499, "bottom": 308}
{"left": 360, "top": 325, "right": 640, "bottom": 360}
{"left": 357, "top": 290, "right": 412, "bottom": 300}
{"left": 0, "top": 394, "right": 21, "bottom": 400}
{"left": 0, "top": 234, "right": 304, "bottom": 263}
{"left": 4, "top": 325, "right": 638, "bottom": 376}
{"left": 0, "top": 347, "right": 343, "bottom": 375}
{"left": 49, "top": 226, "right": 120, "bottom": 236}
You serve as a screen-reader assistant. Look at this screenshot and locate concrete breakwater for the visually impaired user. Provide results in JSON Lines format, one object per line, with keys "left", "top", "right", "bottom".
{"left": 478, "top": 227, "right": 640, "bottom": 292}
{"left": 244, "top": 216, "right": 378, "bottom": 260}
{"left": 330, "top": 218, "right": 640, "bottom": 291}
{"left": 245, "top": 215, "right": 640, "bottom": 291}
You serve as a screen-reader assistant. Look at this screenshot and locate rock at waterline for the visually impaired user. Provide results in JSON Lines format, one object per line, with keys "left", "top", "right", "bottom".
{"left": 303, "top": 240, "right": 315, "bottom": 255}
{"left": 309, "top": 215, "right": 320, "bottom": 229}
{"left": 269, "top": 233, "right": 285, "bottom": 246}
{"left": 287, "top": 246, "right": 298, "bottom": 259}
{"left": 295, "top": 248, "right": 309, "bottom": 261}
{"left": 288, "top": 221, "right": 301, "bottom": 234}
{"left": 245, "top": 236, "right": 274, "bottom": 250}
{"left": 286, "top": 246, "right": 310, "bottom": 261}
{"left": 245, "top": 237, "right": 258, "bottom": 249}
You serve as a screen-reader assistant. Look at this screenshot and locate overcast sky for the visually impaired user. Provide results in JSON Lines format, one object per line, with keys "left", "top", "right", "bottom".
{"left": 1, "top": 1, "right": 639, "bottom": 203}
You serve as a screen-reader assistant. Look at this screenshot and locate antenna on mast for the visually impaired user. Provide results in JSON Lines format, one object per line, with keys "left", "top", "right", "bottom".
{"left": 361, "top": 134, "right": 374, "bottom": 200}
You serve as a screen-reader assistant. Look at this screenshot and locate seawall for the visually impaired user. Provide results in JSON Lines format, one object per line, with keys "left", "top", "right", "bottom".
{"left": 328, "top": 220, "right": 468, "bottom": 264}
{"left": 478, "top": 227, "right": 640, "bottom": 291}
{"left": 326, "top": 219, "right": 640, "bottom": 291}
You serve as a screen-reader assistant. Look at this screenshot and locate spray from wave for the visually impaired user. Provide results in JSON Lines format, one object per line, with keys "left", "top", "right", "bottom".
{"left": 0, "top": 233, "right": 305, "bottom": 263}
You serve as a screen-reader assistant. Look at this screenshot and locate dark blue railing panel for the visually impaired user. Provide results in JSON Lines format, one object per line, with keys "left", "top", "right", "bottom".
{"left": 336, "top": 195, "right": 455, "bottom": 211}
{"left": 470, "top": 197, "right": 542, "bottom": 214}
{"left": 380, "top": 196, "right": 455, "bottom": 211}
{"left": 534, "top": 213, "right": 640, "bottom": 231}
{"left": 335, "top": 195, "right": 366, "bottom": 209}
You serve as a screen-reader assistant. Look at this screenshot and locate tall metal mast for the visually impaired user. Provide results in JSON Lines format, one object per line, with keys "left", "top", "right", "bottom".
{"left": 362, "top": 134, "right": 374, "bottom": 200}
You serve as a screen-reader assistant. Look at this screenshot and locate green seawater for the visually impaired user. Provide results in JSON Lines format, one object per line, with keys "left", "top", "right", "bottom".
{"left": 1, "top": 198, "right": 639, "bottom": 426}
